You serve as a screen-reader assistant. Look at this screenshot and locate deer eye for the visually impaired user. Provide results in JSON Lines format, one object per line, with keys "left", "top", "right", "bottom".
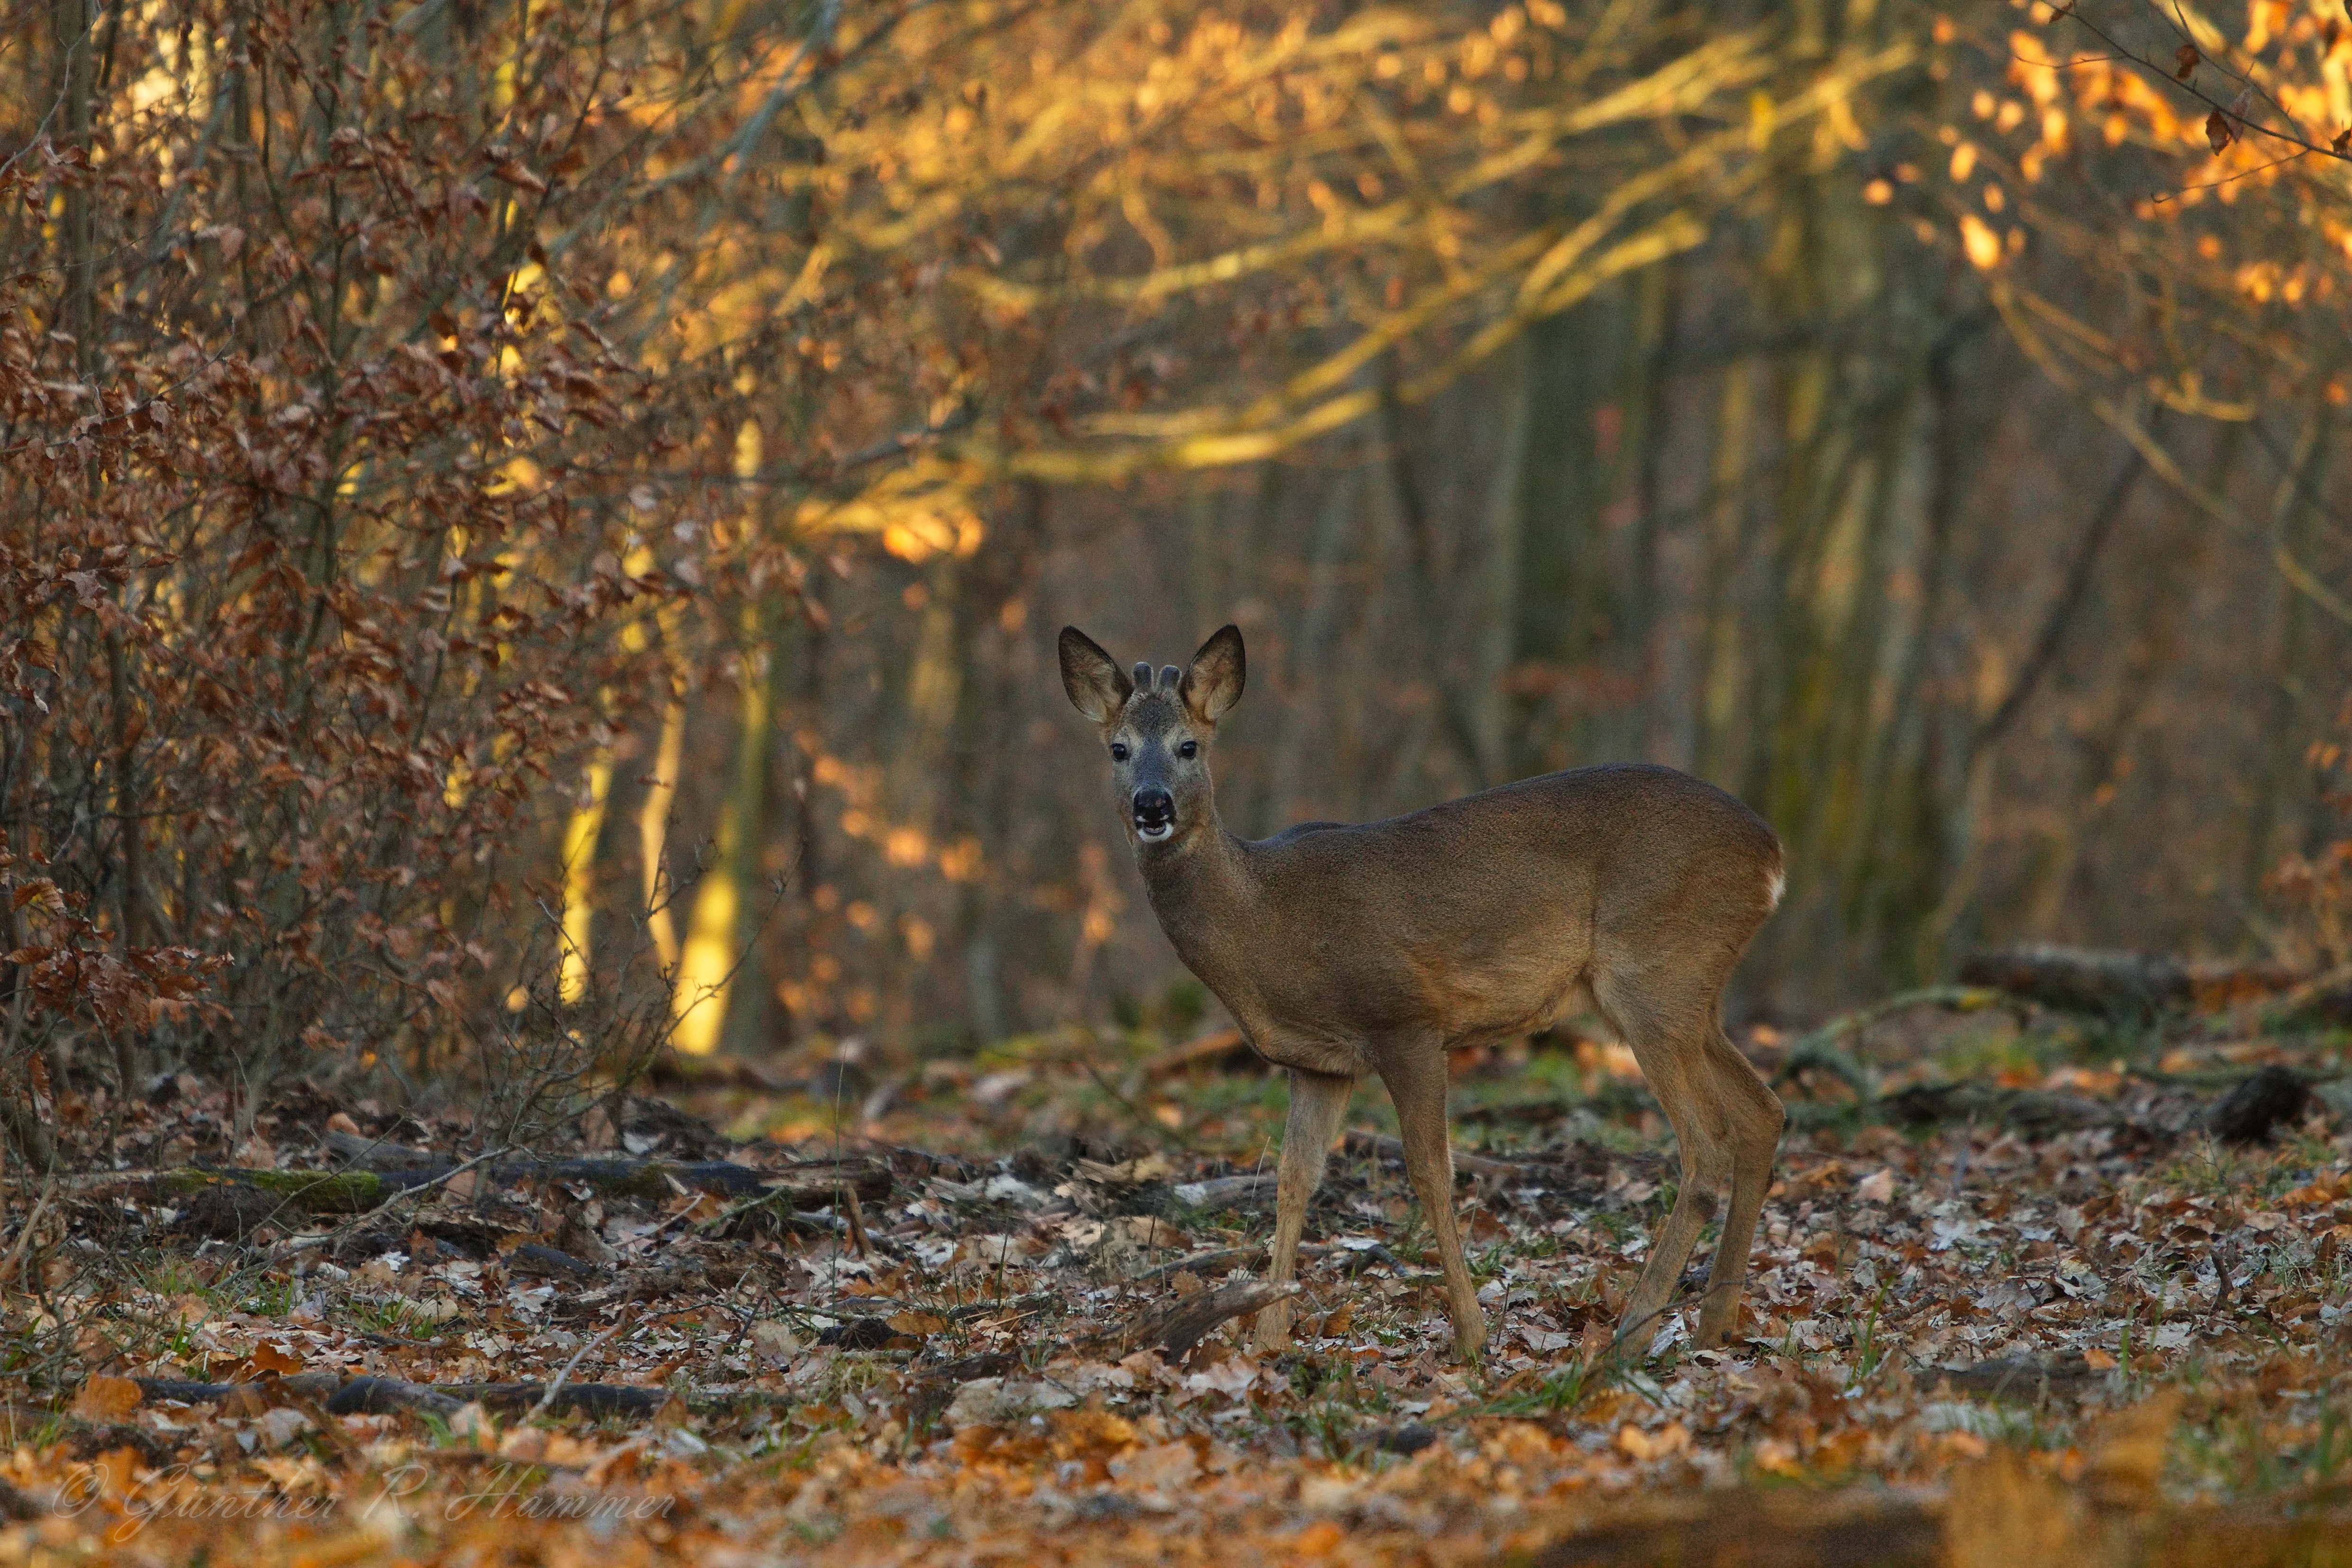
{"left": 1178, "top": 740, "right": 1198, "bottom": 759}
{"left": 1109, "top": 742, "right": 1130, "bottom": 762}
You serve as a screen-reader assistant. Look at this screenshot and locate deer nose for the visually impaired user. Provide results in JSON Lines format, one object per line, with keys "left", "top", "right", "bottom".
{"left": 1132, "top": 787, "right": 1174, "bottom": 830}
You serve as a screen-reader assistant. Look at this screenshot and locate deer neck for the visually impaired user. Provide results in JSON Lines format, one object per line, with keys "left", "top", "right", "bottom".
{"left": 1135, "top": 807, "right": 1261, "bottom": 972}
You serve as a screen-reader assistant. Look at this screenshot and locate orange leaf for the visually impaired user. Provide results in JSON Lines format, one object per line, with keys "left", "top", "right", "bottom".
{"left": 246, "top": 1340, "right": 303, "bottom": 1376}
{"left": 71, "top": 1374, "right": 142, "bottom": 1420}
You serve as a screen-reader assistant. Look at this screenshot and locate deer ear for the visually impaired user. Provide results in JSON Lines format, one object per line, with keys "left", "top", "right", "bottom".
{"left": 1059, "top": 626, "right": 1132, "bottom": 723}
{"left": 1180, "top": 624, "right": 1245, "bottom": 724}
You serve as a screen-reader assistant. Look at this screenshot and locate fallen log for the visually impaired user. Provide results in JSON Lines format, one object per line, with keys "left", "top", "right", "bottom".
{"left": 1141, "top": 1029, "right": 1259, "bottom": 1078}
{"left": 1530, "top": 1486, "right": 1944, "bottom": 1568}
{"left": 1171, "top": 1173, "right": 1276, "bottom": 1212}
{"left": 120, "top": 1153, "right": 892, "bottom": 1218}
{"left": 131, "top": 1374, "right": 671, "bottom": 1420}
{"left": 1106, "top": 1277, "right": 1299, "bottom": 1358}
{"left": 1879, "top": 1082, "right": 2121, "bottom": 1134}
{"left": 1342, "top": 1130, "right": 1526, "bottom": 1179}
{"left": 2209, "top": 1065, "right": 2313, "bottom": 1144}
{"left": 1959, "top": 945, "right": 2305, "bottom": 1017}
{"left": 1935, "top": 1355, "right": 2102, "bottom": 1401}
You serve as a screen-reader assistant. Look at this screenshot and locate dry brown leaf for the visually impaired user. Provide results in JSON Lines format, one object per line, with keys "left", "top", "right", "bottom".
{"left": 2083, "top": 1390, "right": 2184, "bottom": 1502}
{"left": 70, "top": 1375, "right": 141, "bottom": 1421}
{"left": 245, "top": 1340, "right": 303, "bottom": 1376}
{"left": 1948, "top": 1449, "right": 2088, "bottom": 1567}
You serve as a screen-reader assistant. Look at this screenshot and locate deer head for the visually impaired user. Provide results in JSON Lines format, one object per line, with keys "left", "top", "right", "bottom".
{"left": 1058, "top": 624, "right": 1245, "bottom": 850}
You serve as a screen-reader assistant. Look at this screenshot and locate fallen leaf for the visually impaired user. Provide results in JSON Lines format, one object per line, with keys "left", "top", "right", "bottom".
{"left": 246, "top": 1340, "right": 303, "bottom": 1376}
{"left": 749, "top": 1321, "right": 802, "bottom": 1367}
{"left": 2084, "top": 1390, "right": 2183, "bottom": 1501}
{"left": 1109, "top": 1440, "right": 1199, "bottom": 1491}
{"left": 71, "top": 1375, "right": 141, "bottom": 1421}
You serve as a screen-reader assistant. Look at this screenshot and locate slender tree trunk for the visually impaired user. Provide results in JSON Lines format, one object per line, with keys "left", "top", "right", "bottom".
{"left": 671, "top": 600, "right": 778, "bottom": 1055}
{"left": 1470, "top": 337, "right": 1533, "bottom": 781}
{"left": 1696, "top": 359, "right": 1757, "bottom": 782}
{"left": 637, "top": 665, "right": 687, "bottom": 977}
{"left": 558, "top": 740, "right": 615, "bottom": 1005}
{"left": 2243, "top": 401, "right": 2330, "bottom": 909}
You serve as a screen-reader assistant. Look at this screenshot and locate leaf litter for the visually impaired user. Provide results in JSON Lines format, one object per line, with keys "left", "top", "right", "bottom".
{"left": 2, "top": 1006, "right": 2351, "bottom": 1564}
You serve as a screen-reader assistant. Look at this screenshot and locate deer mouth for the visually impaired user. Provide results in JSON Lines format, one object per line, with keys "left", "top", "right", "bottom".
{"left": 1135, "top": 820, "right": 1175, "bottom": 843}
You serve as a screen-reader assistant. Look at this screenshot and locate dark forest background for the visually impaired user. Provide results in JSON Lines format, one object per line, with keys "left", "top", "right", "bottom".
{"left": 5, "top": 0, "right": 2349, "bottom": 1134}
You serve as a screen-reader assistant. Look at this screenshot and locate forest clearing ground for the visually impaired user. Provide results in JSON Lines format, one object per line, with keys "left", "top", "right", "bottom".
{"left": 3, "top": 1004, "right": 2350, "bottom": 1565}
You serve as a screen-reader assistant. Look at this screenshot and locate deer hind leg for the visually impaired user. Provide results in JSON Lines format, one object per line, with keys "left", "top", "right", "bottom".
{"left": 1692, "top": 1027, "right": 1785, "bottom": 1348}
{"left": 1597, "top": 974, "right": 1737, "bottom": 1353}
{"left": 1253, "top": 1067, "right": 1353, "bottom": 1354}
{"left": 1376, "top": 1039, "right": 1486, "bottom": 1360}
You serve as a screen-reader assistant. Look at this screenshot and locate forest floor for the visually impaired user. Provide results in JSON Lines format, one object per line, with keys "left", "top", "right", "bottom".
{"left": 2, "top": 994, "right": 2351, "bottom": 1566}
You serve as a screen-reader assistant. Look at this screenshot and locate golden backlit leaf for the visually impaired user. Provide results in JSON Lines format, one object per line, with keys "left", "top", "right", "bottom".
{"left": 1960, "top": 213, "right": 2003, "bottom": 269}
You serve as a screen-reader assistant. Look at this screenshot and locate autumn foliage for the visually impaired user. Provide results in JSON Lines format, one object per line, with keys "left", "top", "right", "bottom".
{"left": 2, "top": 0, "right": 2352, "bottom": 1559}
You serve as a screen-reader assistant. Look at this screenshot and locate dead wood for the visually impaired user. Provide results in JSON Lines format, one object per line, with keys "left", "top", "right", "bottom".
{"left": 1105, "top": 1277, "right": 1299, "bottom": 1358}
{"left": 1171, "top": 1173, "right": 1277, "bottom": 1212}
{"left": 1879, "top": 1082, "right": 2124, "bottom": 1134}
{"left": 552, "top": 1261, "right": 711, "bottom": 1318}
{"left": 1457, "top": 1099, "right": 1570, "bottom": 1127}
{"left": 1141, "top": 1029, "right": 1259, "bottom": 1078}
{"left": 134, "top": 1374, "right": 671, "bottom": 1421}
{"left": 442, "top": 1382, "right": 675, "bottom": 1418}
{"left": 106, "top": 1154, "right": 892, "bottom": 1220}
{"left": 506, "top": 1242, "right": 606, "bottom": 1282}
{"left": 1960, "top": 945, "right": 2306, "bottom": 1017}
{"left": 1936, "top": 1355, "right": 2102, "bottom": 1401}
{"left": 1342, "top": 1130, "right": 1525, "bottom": 1179}
{"left": 1530, "top": 1486, "right": 1943, "bottom": 1568}
{"left": 1772, "top": 985, "right": 2005, "bottom": 1099}
{"left": 2208, "top": 1065, "right": 2314, "bottom": 1144}
{"left": 319, "top": 1129, "right": 442, "bottom": 1170}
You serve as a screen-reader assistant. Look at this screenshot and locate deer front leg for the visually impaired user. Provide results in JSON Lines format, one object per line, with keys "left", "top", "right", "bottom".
{"left": 1253, "top": 1067, "right": 1352, "bottom": 1354}
{"left": 1378, "top": 1043, "right": 1486, "bottom": 1360}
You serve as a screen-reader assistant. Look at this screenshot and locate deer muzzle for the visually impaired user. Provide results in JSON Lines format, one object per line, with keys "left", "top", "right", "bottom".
{"left": 1132, "top": 786, "right": 1175, "bottom": 842}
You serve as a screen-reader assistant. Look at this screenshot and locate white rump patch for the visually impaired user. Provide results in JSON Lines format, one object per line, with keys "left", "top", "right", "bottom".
{"left": 1765, "top": 865, "right": 1786, "bottom": 910}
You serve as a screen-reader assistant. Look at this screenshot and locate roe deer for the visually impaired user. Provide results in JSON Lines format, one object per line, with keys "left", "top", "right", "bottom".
{"left": 1058, "top": 623, "right": 1787, "bottom": 1359}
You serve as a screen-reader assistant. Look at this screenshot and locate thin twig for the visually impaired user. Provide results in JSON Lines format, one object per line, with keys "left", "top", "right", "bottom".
{"left": 0, "top": 1177, "right": 58, "bottom": 1289}
{"left": 527, "top": 1325, "right": 620, "bottom": 1422}
{"left": 1079, "top": 1056, "right": 1200, "bottom": 1154}
{"left": 269, "top": 1145, "right": 517, "bottom": 1261}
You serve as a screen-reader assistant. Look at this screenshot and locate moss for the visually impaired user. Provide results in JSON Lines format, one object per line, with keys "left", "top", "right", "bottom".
{"left": 154, "top": 1168, "right": 389, "bottom": 1214}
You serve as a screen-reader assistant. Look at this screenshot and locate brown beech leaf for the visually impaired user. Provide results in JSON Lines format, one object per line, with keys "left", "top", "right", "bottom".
{"left": 2333, "top": 128, "right": 2351, "bottom": 153}
{"left": 490, "top": 159, "right": 548, "bottom": 194}
{"left": 2206, "top": 109, "right": 2233, "bottom": 153}
{"left": 71, "top": 1375, "right": 142, "bottom": 1421}
{"left": 2175, "top": 44, "right": 2199, "bottom": 80}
